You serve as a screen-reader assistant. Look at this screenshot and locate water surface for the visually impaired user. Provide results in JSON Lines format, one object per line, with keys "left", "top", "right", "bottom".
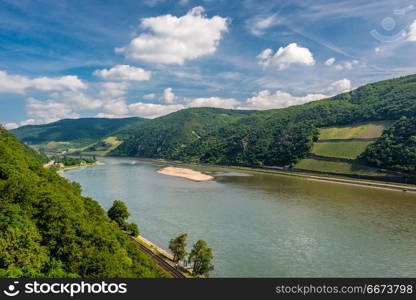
{"left": 62, "top": 157, "right": 416, "bottom": 277}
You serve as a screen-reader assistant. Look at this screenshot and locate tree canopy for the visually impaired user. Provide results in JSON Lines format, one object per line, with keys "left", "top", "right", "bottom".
{"left": 107, "top": 200, "right": 139, "bottom": 237}
{"left": 360, "top": 116, "right": 416, "bottom": 174}
{"left": 0, "top": 126, "right": 162, "bottom": 278}
{"left": 169, "top": 234, "right": 188, "bottom": 262}
{"left": 189, "top": 240, "right": 213, "bottom": 277}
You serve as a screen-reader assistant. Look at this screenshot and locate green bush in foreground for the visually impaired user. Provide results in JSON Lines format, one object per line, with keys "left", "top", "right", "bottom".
{"left": 0, "top": 127, "right": 163, "bottom": 278}
{"left": 108, "top": 200, "right": 140, "bottom": 237}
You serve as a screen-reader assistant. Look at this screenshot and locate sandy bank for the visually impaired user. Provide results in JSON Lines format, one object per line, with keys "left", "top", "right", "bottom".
{"left": 157, "top": 166, "right": 214, "bottom": 182}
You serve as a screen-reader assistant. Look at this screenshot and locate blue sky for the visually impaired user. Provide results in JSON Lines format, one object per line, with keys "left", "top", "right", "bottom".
{"left": 1, "top": 0, "right": 416, "bottom": 128}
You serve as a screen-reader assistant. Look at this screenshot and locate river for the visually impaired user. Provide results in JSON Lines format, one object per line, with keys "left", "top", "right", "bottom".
{"left": 61, "top": 157, "right": 416, "bottom": 277}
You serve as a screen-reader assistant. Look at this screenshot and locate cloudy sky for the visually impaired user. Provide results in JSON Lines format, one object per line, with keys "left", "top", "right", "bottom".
{"left": 1, "top": 0, "right": 416, "bottom": 129}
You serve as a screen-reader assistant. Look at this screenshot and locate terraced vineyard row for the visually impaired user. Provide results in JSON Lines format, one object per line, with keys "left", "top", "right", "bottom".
{"left": 294, "top": 122, "right": 396, "bottom": 179}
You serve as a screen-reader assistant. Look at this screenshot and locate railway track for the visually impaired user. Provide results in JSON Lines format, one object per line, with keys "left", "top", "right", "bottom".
{"left": 131, "top": 238, "right": 187, "bottom": 278}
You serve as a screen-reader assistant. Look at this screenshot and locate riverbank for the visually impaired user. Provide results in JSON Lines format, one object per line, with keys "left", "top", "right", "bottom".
{"left": 136, "top": 235, "right": 174, "bottom": 260}
{"left": 134, "top": 235, "right": 192, "bottom": 278}
{"left": 133, "top": 157, "right": 415, "bottom": 193}
{"left": 157, "top": 166, "right": 214, "bottom": 182}
{"left": 213, "top": 165, "right": 416, "bottom": 193}
{"left": 58, "top": 161, "right": 104, "bottom": 173}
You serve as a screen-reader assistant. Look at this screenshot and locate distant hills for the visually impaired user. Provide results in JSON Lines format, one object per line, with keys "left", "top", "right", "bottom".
{"left": 12, "top": 117, "right": 147, "bottom": 154}
{"left": 9, "top": 74, "right": 416, "bottom": 179}
{"left": 110, "top": 107, "right": 255, "bottom": 158}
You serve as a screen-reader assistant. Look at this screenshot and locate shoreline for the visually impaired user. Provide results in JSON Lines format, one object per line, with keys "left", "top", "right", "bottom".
{"left": 135, "top": 235, "right": 174, "bottom": 260}
{"left": 80, "top": 156, "right": 416, "bottom": 193}
{"left": 123, "top": 157, "right": 416, "bottom": 193}
{"left": 134, "top": 235, "right": 192, "bottom": 278}
{"left": 58, "top": 161, "right": 104, "bottom": 173}
{"left": 157, "top": 166, "right": 214, "bottom": 182}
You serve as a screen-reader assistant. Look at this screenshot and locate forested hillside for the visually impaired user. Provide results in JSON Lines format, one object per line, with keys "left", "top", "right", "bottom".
{"left": 0, "top": 126, "right": 163, "bottom": 277}
{"left": 9, "top": 74, "right": 416, "bottom": 174}
{"left": 360, "top": 117, "right": 416, "bottom": 173}
{"left": 111, "top": 74, "right": 416, "bottom": 170}
{"left": 110, "top": 108, "right": 254, "bottom": 158}
{"left": 12, "top": 117, "right": 147, "bottom": 145}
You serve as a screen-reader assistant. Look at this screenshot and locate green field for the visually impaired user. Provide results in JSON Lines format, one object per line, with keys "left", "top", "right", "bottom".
{"left": 318, "top": 121, "right": 390, "bottom": 140}
{"left": 294, "top": 159, "right": 383, "bottom": 176}
{"left": 82, "top": 136, "right": 123, "bottom": 156}
{"left": 311, "top": 142, "right": 372, "bottom": 159}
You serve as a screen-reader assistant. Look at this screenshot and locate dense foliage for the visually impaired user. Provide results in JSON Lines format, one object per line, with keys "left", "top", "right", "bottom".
{"left": 0, "top": 127, "right": 163, "bottom": 278}
{"left": 189, "top": 240, "right": 213, "bottom": 277}
{"left": 51, "top": 155, "right": 96, "bottom": 167}
{"left": 107, "top": 200, "right": 139, "bottom": 237}
{"left": 10, "top": 74, "right": 416, "bottom": 172}
{"left": 11, "top": 117, "right": 147, "bottom": 145}
{"left": 110, "top": 108, "right": 254, "bottom": 158}
{"left": 169, "top": 234, "right": 188, "bottom": 262}
{"left": 111, "top": 74, "right": 416, "bottom": 169}
{"left": 360, "top": 117, "right": 416, "bottom": 173}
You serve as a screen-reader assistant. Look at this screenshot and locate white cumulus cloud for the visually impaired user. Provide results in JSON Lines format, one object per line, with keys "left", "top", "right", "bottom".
{"left": 50, "top": 91, "right": 102, "bottom": 110}
{"left": 187, "top": 97, "right": 239, "bottom": 109}
{"left": 324, "top": 57, "right": 336, "bottom": 66}
{"left": 20, "top": 119, "right": 37, "bottom": 126}
{"left": 257, "top": 43, "right": 315, "bottom": 70}
{"left": 0, "top": 71, "right": 32, "bottom": 94}
{"left": 244, "top": 90, "right": 326, "bottom": 110}
{"left": 407, "top": 20, "right": 416, "bottom": 41}
{"left": 160, "top": 87, "right": 177, "bottom": 103}
{"left": 99, "top": 82, "right": 129, "bottom": 98}
{"left": 4, "top": 123, "right": 18, "bottom": 130}
{"left": 103, "top": 100, "right": 129, "bottom": 117}
{"left": 0, "top": 70, "right": 86, "bottom": 94}
{"left": 324, "top": 78, "right": 352, "bottom": 94}
{"left": 31, "top": 75, "right": 86, "bottom": 91}
{"left": 246, "top": 14, "right": 279, "bottom": 36}
{"left": 116, "top": 6, "right": 229, "bottom": 64}
{"left": 334, "top": 60, "right": 359, "bottom": 71}
{"left": 128, "top": 102, "right": 185, "bottom": 118}
{"left": 93, "top": 64, "right": 151, "bottom": 81}
{"left": 143, "top": 93, "right": 156, "bottom": 100}
{"left": 25, "top": 97, "right": 80, "bottom": 124}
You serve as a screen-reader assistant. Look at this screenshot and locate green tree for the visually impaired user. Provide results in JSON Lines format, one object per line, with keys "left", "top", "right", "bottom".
{"left": 0, "top": 127, "right": 163, "bottom": 278}
{"left": 124, "top": 222, "right": 139, "bottom": 237}
{"left": 107, "top": 200, "right": 130, "bottom": 227}
{"left": 169, "top": 234, "right": 188, "bottom": 262}
{"left": 189, "top": 240, "right": 213, "bottom": 277}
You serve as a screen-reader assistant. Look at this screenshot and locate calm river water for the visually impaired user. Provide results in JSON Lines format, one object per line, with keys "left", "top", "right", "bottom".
{"left": 62, "top": 157, "right": 416, "bottom": 277}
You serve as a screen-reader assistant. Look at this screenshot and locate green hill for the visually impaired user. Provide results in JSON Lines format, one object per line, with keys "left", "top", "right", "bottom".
{"left": 11, "top": 117, "right": 147, "bottom": 154}
{"left": 171, "top": 74, "right": 416, "bottom": 169}
{"left": 0, "top": 126, "right": 163, "bottom": 277}
{"left": 110, "top": 107, "right": 255, "bottom": 158}
{"left": 10, "top": 74, "right": 416, "bottom": 177}
{"left": 106, "top": 74, "right": 416, "bottom": 176}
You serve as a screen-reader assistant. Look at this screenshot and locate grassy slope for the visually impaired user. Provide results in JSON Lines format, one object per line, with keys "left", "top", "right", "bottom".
{"left": 318, "top": 121, "right": 389, "bottom": 140}
{"left": 82, "top": 136, "right": 123, "bottom": 156}
{"left": 295, "top": 159, "right": 383, "bottom": 176}
{"left": 296, "top": 122, "right": 390, "bottom": 175}
{"left": 311, "top": 142, "right": 372, "bottom": 159}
